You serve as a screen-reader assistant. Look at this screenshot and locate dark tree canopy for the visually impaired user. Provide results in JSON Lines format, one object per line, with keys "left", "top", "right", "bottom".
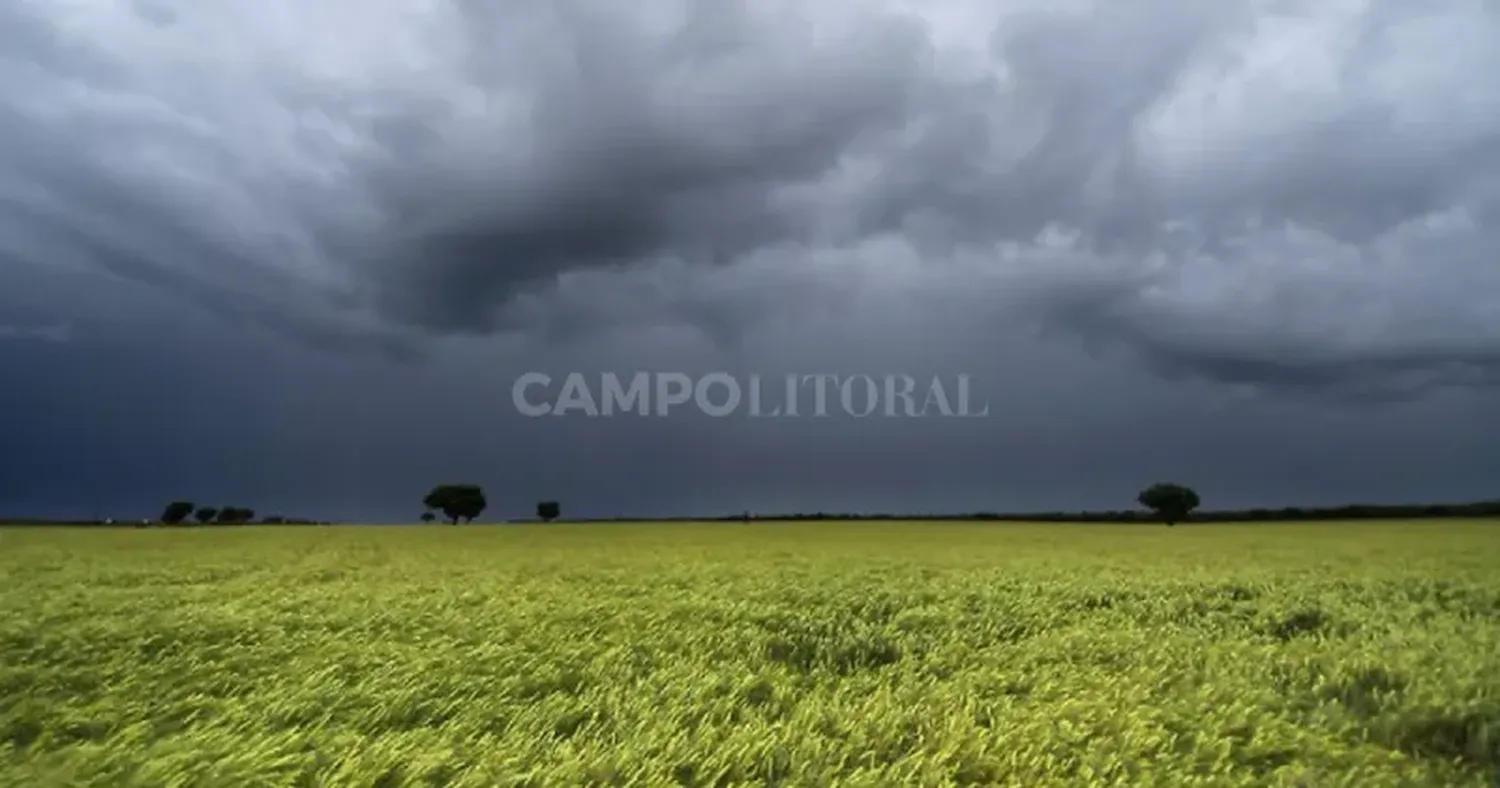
{"left": 160, "top": 501, "right": 194, "bottom": 524}
{"left": 423, "top": 484, "right": 487, "bottom": 524}
{"left": 537, "top": 501, "right": 561, "bottom": 522}
{"left": 1137, "top": 482, "right": 1201, "bottom": 526}
{"left": 420, "top": 512, "right": 436, "bottom": 523}
{"left": 215, "top": 506, "right": 254, "bottom": 524}
{"left": 194, "top": 507, "right": 218, "bottom": 524}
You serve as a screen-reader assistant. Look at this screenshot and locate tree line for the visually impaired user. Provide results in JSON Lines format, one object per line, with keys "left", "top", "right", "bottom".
{"left": 412, "top": 482, "right": 1498, "bottom": 525}
{"left": 692, "top": 502, "right": 1500, "bottom": 523}
{"left": 153, "top": 500, "right": 326, "bottom": 526}
{"left": 9, "top": 481, "right": 1499, "bottom": 527}
{"left": 414, "top": 481, "right": 1500, "bottom": 525}
{"left": 419, "top": 484, "right": 559, "bottom": 524}
{"left": 408, "top": 484, "right": 1198, "bottom": 527}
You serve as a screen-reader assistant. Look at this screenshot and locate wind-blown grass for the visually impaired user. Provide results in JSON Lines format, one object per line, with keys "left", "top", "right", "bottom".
{"left": 2, "top": 521, "right": 1497, "bottom": 786}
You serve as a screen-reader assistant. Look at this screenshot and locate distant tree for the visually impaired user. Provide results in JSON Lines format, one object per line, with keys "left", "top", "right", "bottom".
{"left": 214, "top": 506, "right": 254, "bottom": 524}
{"left": 536, "top": 501, "right": 561, "bottom": 522}
{"left": 1137, "top": 482, "right": 1201, "bottom": 526}
{"left": 160, "top": 501, "right": 195, "bottom": 525}
{"left": 423, "top": 484, "right": 487, "bottom": 524}
{"left": 194, "top": 507, "right": 218, "bottom": 524}
{"left": 420, "top": 512, "right": 436, "bottom": 523}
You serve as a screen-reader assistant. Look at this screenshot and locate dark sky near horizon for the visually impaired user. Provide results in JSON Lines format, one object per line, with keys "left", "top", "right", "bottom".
{"left": 3, "top": 0, "right": 1499, "bottom": 522}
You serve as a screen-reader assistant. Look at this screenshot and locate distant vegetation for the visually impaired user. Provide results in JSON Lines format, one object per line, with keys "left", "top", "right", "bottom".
{"left": 9, "top": 481, "right": 1500, "bottom": 526}
{"left": 748, "top": 499, "right": 1500, "bottom": 523}
{"left": 108, "top": 501, "right": 299, "bottom": 527}
{"left": 421, "top": 483, "right": 487, "bottom": 524}
{"left": 158, "top": 500, "right": 194, "bottom": 525}
{"left": 1136, "top": 482, "right": 1201, "bottom": 525}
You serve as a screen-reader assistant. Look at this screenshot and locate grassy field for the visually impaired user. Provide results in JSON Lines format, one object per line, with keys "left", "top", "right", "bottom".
{"left": 1, "top": 520, "right": 1497, "bottom": 787}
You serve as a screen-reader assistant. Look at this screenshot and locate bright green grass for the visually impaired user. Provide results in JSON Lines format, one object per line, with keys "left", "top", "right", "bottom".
{"left": 1, "top": 520, "right": 1498, "bottom": 787}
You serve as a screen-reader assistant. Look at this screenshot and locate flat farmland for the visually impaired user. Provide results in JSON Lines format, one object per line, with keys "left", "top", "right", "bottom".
{"left": 1, "top": 521, "right": 1497, "bottom": 786}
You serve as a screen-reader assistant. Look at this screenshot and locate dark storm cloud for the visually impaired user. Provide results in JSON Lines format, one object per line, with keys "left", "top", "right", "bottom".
{"left": 347, "top": 0, "right": 936, "bottom": 337}
{"left": 0, "top": 3, "right": 420, "bottom": 359}
{"left": 2, "top": 0, "right": 1499, "bottom": 400}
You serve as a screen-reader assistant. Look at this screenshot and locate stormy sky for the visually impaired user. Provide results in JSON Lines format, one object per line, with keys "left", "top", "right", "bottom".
{"left": 2, "top": 0, "right": 1498, "bottom": 522}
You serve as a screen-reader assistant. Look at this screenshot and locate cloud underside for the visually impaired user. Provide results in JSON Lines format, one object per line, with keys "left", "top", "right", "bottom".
{"left": 2, "top": 0, "right": 1498, "bottom": 397}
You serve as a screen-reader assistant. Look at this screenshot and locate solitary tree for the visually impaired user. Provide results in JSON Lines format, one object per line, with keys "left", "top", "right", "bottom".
{"left": 1137, "top": 482, "right": 1201, "bottom": 526}
{"left": 160, "top": 501, "right": 195, "bottom": 525}
{"left": 536, "top": 501, "right": 561, "bottom": 522}
{"left": 420, "top": 512, "right": 436, "bottom": 523}
{"left": 194, "top": 507, "right": 218, "bottom": 524}
{"left": 422, "top": 484, "right": 487, "bottom": 524}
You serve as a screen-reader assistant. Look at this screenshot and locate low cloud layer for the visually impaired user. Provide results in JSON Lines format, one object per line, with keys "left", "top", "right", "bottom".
{"left": 6, "top": 0, "right": 1500, "bottom": 390}
{"left": 2, "top": 0, "right": 1498, "bottom": 518}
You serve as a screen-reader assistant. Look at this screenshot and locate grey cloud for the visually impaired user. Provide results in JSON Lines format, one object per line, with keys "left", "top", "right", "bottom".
{"left": 351, "top": 0, "right": 935, "bottom": 335}
{"left": 0, "top": 101, "right": 421, "bottom": 360}
{"left": 1, "top": 0, "right": 1498, "bottom": 398}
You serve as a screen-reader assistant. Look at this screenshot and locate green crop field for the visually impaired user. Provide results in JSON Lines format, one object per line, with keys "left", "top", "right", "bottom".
{"left": 1, "top": 521, "right": 1497, "bottom": 787}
